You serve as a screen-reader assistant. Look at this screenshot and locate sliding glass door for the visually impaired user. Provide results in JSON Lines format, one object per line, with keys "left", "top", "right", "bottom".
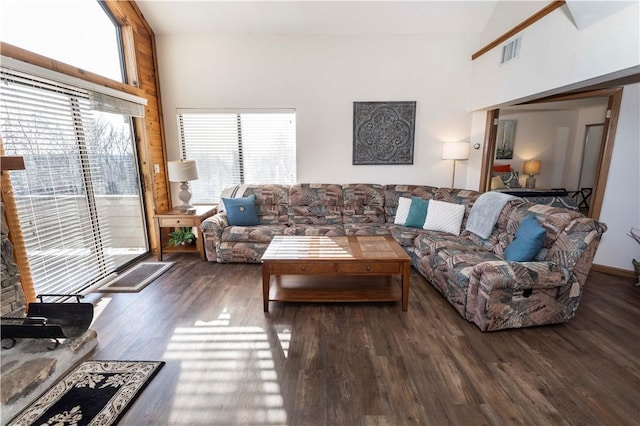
{"left": 0, "top": 68, "right": 148, "bottom": 296}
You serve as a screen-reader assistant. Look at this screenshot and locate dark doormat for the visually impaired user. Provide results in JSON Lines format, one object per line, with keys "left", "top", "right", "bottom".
{"left": 7, "top": 360, "right": 165, "bottom": 426}
{"left": 98, "top": 262, "right": 174, "bottom": 293}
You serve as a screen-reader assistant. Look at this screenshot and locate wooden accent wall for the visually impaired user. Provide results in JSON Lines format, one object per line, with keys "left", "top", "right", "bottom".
{"left": 102, "top": 1, "right": 170, "bottom": 254}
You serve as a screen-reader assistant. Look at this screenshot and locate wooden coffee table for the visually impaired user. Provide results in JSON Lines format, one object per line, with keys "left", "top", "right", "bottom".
{"left": 261, "top": 235, "right": 411, "bottom": 312}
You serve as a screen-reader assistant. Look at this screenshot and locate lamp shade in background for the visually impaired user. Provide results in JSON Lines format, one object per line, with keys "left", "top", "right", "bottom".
{"left": 167, "top": 159, "right": 198, "bottom": 182}
{"left": 523, "top": 159, "right": 541, "bottom": 188}
{"left": 523, "top": 159, "right": 541, "bottom": 176}
{"left": 442, "top": 142, "right": 469, "bottom": 188}
{"left": 167, "top": 159, "right": 199, "bottom": 210}
{"left": 442, "top": 142, "right": 470, "bottom": 160}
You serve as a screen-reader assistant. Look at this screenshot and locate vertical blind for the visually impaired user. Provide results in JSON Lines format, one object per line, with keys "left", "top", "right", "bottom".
{"left": 0, "top": 67, "right": 143, "bottom": 296}
{"left": 178, "top": 110, "right": 296, "bottom": 203}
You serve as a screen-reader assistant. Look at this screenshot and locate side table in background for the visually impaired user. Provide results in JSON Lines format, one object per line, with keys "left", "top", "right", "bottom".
{"left": 154, "top": 205, "right": 217, "bottom": 261}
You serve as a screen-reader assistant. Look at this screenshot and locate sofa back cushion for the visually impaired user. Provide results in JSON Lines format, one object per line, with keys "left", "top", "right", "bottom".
{"left": 383, "top": 185, "right": 438, "bottom": 223}
{"left": 288, "top": 183, "right": 344, "bottom": 225}
{"left": 434, "top": 188, "right": 481, "bottom": 229}
{"left": 504, "top": 203, "right": 583, "bottom": 261}
{"left": 239, "top": 184, "right": 290, "bottom": 225}
{"left": 342, "top": 184, "right": 385, "bottom": 225}
{"left": 464, "top": 199, "right": 525, "bottom": 253}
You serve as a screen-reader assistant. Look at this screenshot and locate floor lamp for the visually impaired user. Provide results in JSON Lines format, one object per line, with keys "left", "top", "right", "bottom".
{"left": 442, "top": 142, "right": 469, "bottom": 188}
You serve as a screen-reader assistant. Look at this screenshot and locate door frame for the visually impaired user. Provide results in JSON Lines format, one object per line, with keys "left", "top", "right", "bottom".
{"left": 479, "top": 87, "right": 623, "bottom": 220}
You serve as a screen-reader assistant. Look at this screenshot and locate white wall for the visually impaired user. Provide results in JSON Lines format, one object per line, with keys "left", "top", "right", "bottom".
{"left": 594, "top": 83, "right": 640, "bottom": 270}
{"left": 470, "top": 2, "right": 639, "bottom": 110}
{"left": 156, "top": 34, "right": 476, "bottom": 188}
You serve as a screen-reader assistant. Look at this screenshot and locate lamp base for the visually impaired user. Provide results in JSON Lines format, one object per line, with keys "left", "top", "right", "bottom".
{"left": 177, "top": 182, "right": 194, "bottom": 210}
{"left": 525, "top": 176, "right": 536, "bottom": 188}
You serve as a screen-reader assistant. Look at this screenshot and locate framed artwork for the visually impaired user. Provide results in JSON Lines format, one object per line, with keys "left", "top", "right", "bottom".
{"left": 353, "top": 101, "right": 416, "bottom": 165}
{"left": 496, "top": 119, "right": 517, "bottom": 160}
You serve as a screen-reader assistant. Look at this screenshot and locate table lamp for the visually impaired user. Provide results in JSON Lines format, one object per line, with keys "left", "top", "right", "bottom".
{"left": 524, "top": 159, "right": 541, "bottom": 188}
{"left": 168, "top": 159, "right": 199, "bottom": 210}
{"left": 442, "top": 142, "right": 469, "bottom": 188}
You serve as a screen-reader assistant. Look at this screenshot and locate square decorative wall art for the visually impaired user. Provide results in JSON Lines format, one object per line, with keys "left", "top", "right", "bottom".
{"left": 496, "top": 119, "right": 517, "bottom": 160}
{"left": 353, "top": 101, "right": 416, "bottom": 165}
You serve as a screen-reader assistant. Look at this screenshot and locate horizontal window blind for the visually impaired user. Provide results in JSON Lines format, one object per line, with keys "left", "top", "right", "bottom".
{"left": 0, "top": 68, "right": 116, "bottom": 296}
{"left": 178, "top": 110, "right": 296, "bottom": 203}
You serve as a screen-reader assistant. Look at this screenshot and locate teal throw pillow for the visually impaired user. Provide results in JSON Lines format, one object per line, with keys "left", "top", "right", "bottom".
{"left": 222, "top": 194, "right": 259, "bottom": 226}
{"left": 504, "top": 215, "right": 546, "bottom": 261}
{"left": 404, "top": 197, "right": 429, "bottom": 229}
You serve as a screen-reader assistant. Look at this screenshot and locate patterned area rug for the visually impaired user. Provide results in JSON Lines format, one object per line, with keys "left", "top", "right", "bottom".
{"left": 8, "top": 360, "right": 164, "bottom": 426}
{"left": 98, "top": 262, "right": 174, "bottom": 292}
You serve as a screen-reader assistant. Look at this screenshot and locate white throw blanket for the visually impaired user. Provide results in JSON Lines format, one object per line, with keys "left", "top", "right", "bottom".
{"left": 465, "top": 192, "right": 518, "bottom": 239}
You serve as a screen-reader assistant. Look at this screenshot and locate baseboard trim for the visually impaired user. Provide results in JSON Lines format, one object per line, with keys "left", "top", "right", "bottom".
{"left": 591, "top": 263, "right": 636, "bottom": 279}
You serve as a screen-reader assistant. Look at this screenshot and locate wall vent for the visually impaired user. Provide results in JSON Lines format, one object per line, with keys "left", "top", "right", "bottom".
{"left": 501, "top": 37, "right": 521, "bottom": 64}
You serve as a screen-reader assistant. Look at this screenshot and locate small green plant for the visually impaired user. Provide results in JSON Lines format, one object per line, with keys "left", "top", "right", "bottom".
{"left": 168, "top": 227, "right": 196, "bottom": 246}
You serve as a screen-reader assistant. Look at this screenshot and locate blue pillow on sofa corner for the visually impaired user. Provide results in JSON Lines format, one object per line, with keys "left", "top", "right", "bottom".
{"left": 404, "top": 197, "right": 429, "bottom": 228}
{"left": 222, "top": 194, "right": 259, "bottom": 226}
{"left": 504, "top": 215, "right": 546, "bottom": 261}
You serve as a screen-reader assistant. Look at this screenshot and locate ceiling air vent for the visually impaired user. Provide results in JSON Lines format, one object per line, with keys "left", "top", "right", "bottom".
{"left": 501, "top": 37, "right": 521, "bottom": 64}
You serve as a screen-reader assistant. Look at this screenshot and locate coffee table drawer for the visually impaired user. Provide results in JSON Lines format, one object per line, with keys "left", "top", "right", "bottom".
{"left": 337, "top": 262, "right": 401, "bottom": 274}
{"left": 268, "top": 263, "right": 335, "bottom": 275}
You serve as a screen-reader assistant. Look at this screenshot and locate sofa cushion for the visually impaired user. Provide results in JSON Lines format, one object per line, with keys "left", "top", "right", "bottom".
{"left": 393, "top": 197, "right": 412, "bottom": 225}
{"left": 221, "top": 224, "right": 286, "bottom": 243}
{"left": 504, "top": 215, "right": 546, "bottom": 261}
{"left": 222, "top": 195, "right": 259, "bottom": 226}
{"left": 405, "top": 197, "right": 430, "bottom": 228}
{"left": 288, "top": 183, "right": 343, "bottom": 225}
{"left": 434, "top": 188, "right": 481, "bottom": 229}
{"left": 505, "top": 203, "right": 583, "bottom": 260}
{"left": 284, "top": 224, "right": 346, "bottom": 237}
{"left": 423, "top": 200, "right": 465, "bottom": 235}
{"left": 383, "top": 185, "right": 438, "bottom": 223}
{"left": 243, "top": 184, "right": 290, "bottom": 225}
{"left": 342, "top": 184, "right": 385, "bottom": 225}
{"left": 344, "top": 223, "right": 391, "bottom": 236}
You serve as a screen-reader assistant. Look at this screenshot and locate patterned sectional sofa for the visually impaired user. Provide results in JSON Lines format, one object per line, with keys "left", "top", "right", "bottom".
{"left": 201, "top": 183, "right": 607, "bottom": 331}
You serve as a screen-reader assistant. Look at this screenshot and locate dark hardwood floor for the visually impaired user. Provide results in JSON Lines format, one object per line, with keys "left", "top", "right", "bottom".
{"left": 84, "top": 254, "right": 640, "bottom": 425}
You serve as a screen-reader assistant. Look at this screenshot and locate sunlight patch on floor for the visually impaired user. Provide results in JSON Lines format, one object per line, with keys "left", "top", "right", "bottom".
{"left": 164, "top": 308, "right": 288, "bottom": 425}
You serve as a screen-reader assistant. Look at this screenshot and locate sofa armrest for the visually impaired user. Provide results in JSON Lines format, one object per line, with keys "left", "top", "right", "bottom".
{"left": 201, "top": 213, "right": 228, "bottom": 238}
{"left": 467, "top": 260, "right": 582, "bottom": 330}
{"left": 470, "top": 260, "right": 576, "bottom": 292}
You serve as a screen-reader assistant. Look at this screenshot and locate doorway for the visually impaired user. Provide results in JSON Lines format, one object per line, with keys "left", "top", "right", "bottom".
{"left": 480, "top": 87, "right": 623, "bottom": 220}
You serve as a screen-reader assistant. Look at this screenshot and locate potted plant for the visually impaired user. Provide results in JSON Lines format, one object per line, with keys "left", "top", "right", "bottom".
{"left": 168, "top": 227, "right": 196, "bottom": 247}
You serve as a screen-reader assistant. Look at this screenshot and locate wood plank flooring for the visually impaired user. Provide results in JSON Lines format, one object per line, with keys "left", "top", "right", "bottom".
{"left": 84, "top": 254, "right": 640, "bottom": 425}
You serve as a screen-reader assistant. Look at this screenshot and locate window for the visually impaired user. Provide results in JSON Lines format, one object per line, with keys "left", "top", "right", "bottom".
{"left": 0, "top": 0, "right": 123, "bottom": 82}
{"left": 0, "top": 65, "right": 147, "bottom": 296}
{"left": 177, "top": 110, "right": 296, "bottom": 203}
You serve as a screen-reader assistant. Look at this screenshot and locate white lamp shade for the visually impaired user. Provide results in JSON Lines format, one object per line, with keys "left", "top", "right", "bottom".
{"left": 168, "top": 160, "right": 198, "bottom": 182}
{"left": 442, "top": 142, "right": 469, "bottom": 160}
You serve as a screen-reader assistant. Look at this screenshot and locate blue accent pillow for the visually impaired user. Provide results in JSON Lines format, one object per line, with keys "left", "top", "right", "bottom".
{"left": 222, "top": 194, "right": 259, "bottom": 226}
{"left": 504, "top": 215, "right": 546, "bottom": 261}
{"left": 404, "top": 197, "right": 429, "bottom": 228}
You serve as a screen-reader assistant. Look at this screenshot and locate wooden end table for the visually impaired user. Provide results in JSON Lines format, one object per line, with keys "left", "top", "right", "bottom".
{"left": 154, "top": 205, "right": 217, "bottom": 261}
{"left": 261, "top": 235, "right": 411, "bottom": 312}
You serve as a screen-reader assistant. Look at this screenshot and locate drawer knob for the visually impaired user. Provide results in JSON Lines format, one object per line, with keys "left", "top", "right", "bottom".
{"left": 366, "top": 265, "right": 371, "bottom": 271}
{"left": 300, "top": 266, "right": 306, "bottom": 271}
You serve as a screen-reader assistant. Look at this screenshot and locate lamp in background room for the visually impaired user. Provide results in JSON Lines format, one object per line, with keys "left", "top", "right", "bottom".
{"left": 168, "top": 159, "right": 199, "bottom": 210}
{"left": 442, "top": 142, "right": 469, "bottom": 188}
{"left": 523, "top": 159, "right": 541, "bottom": 188}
